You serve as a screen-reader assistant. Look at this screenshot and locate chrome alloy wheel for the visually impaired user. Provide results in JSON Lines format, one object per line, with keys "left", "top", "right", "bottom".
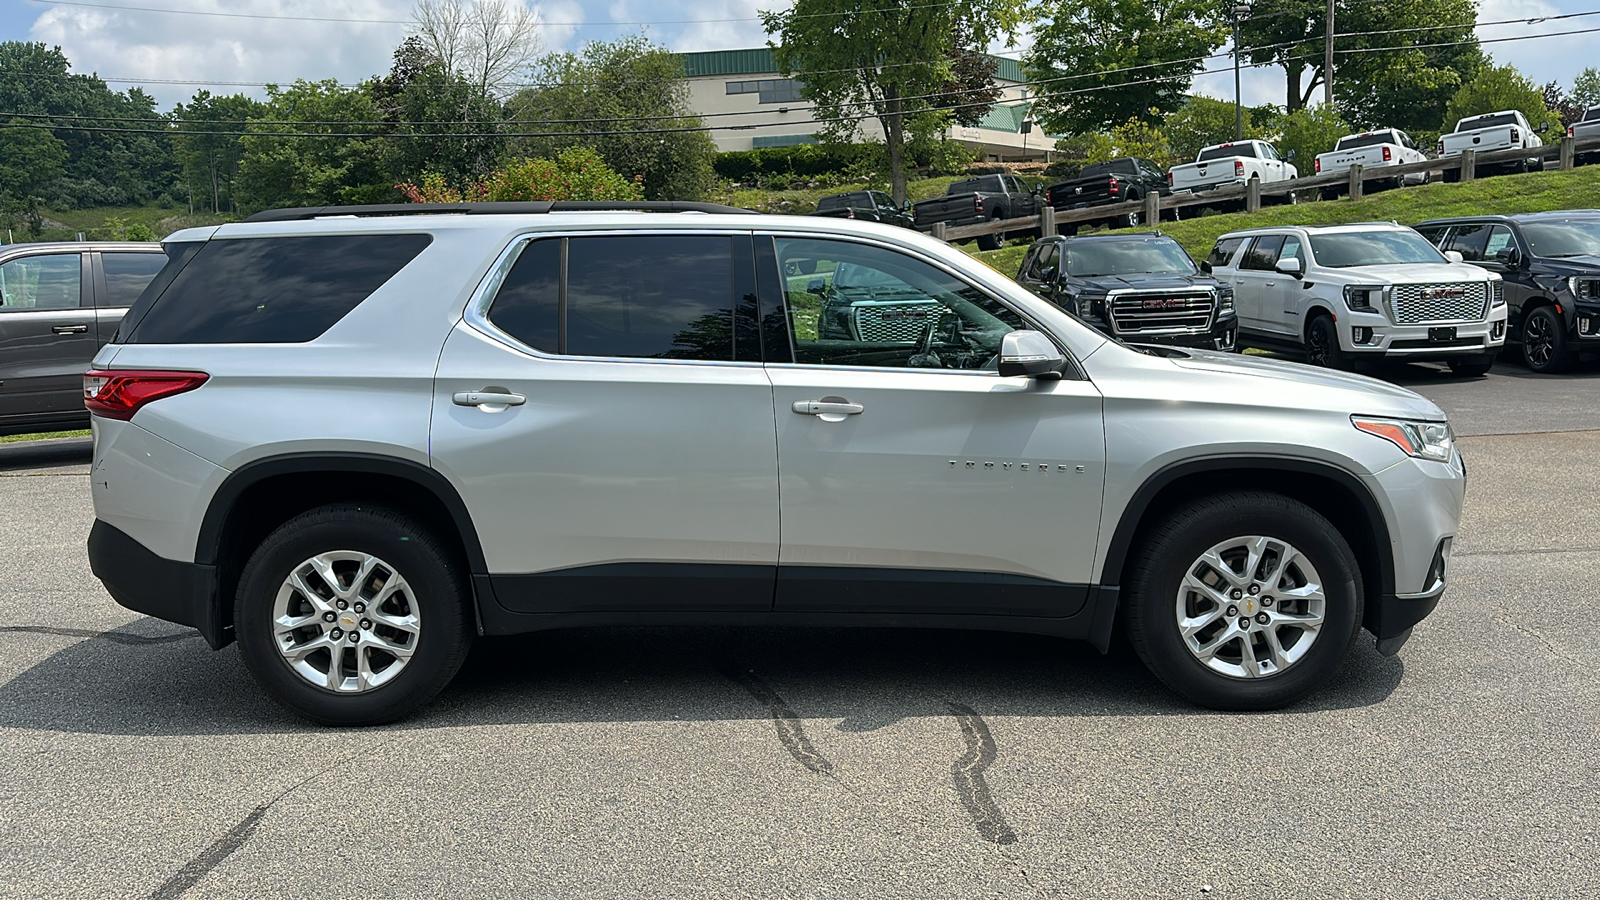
{"left": 1176, "top": 535, "right": 1326, "bottom": 679}
{"left": 272, "top": 551, "right": 420, "bottom": 693}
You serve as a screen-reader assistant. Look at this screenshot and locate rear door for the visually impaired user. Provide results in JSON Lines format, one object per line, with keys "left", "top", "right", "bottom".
{"left": 1231, "top": 235, "right": 1288, "bottom": 335}
{"left": 430, "top": 230, "right": 781, "bottom": 617}
{"left": 0, "top": 250, "right": 95, "bottom": 429}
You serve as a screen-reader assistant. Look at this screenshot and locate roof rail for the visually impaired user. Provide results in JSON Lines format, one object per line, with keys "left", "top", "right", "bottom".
{"left": 243, "top": 200, "right": 756, "bottom": 223}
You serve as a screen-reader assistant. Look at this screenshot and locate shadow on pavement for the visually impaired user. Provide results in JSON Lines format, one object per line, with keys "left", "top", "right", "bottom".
{"left": 0, "top": 437, "right": 92, "bottom": 473}
{"left": 0, "top": 620, "right": 1405, "bottom": 736}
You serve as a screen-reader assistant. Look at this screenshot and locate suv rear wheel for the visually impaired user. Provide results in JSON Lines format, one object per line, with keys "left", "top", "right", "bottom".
{"left": 1125, "top": 492, "right": 1363, "bottom": 710}
{"left": 235, "top": 504, "right": 473, "bottom": 726}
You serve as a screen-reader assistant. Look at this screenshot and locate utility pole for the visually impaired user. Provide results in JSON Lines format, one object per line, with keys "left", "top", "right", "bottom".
{"left": 1232, "top": 4, "right": 1251, "bottom": 140}
{"left": 1324, "top": 0, "right": 1335, "bottom": 107}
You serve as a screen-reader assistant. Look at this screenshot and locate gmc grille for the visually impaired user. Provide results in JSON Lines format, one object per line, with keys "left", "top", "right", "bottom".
{"left": 1390, "top": 282, "right": 1490, "bottom": 324}
{"left": 850, "top": 301, "right": 950, "bottom": 342}
{"left": 1108, "top": 290, "right": 1216, "bottom": 334}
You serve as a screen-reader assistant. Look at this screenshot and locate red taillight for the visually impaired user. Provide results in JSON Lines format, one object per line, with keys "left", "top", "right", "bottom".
{"left": 1234, "top": 160, "right": 1245, "bottom": 177}
{"left": 1570, "top": 125, "right": 1576, "bottom": 138}
{"left": 1108, "top": 175, "right": 1119, "bottom": 195}
{"left": 1314, "top": 158, "right": 1322, "bottom": 174}
{"left": 83, "top": 370, "right": 208, "bottom": 421}
{"left": 1166, "top": 172, "right": 1173, "bottom": 186}
{"left": 974, "top": 196, "right": 984, "bottom": 213}
{"left": 1383, "top": 146, "right": 1392, "bottom": 161}
{"left": 1510, "top": 126, "right": 1520, "bottom": 143}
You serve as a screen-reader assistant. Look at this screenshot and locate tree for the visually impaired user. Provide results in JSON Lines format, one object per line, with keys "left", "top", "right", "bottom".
{"left": 0, "top": 119, "right": 67, "bottom": 198}
{"left": 235, "top": 80, "right": 390, "bottom": 212}
{"left": 1443, "top": 64, "right": 1562, "bottom": 136}
{"left": 509, "top": 36, "right": 716, "bottom": 202}
{"left": 397, "top": 146, "right": 642, "bottom": 202}
{"left": 761, "top": 0, "right": 1031, "bottom": 205}
{"left": 411, "top": 0, "right": 541, "bottom": 99}
{"left": 1543, "top": 81, "right": 1585, "bottom": 128}
{"left": 1572, "top": 68, "right": 1600, "bottom": 109}
{"left": 370, "top": 36, "right": 506, "bottom": 189}
{"left": 170, "top": 91, "right": 266, "bottom": 213}
{"left": 1025, "top": 0, "right": 1226, "bottom": 135}
{"left": 1237, "top": 0, "right": 1482, "bottom": 128}
{"left": 1267, "top": 105, "right": 1351, "bottom": 169}
{"left": 1164, "top": 96, "right": 1264, "bottom": 162}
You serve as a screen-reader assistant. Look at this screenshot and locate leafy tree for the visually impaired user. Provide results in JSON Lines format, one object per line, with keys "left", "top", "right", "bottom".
{"left": 1025, "top": 0, "right": 1226, "bottom": 135}
{"left": 370, "top": 37, "right": 505, "bottom": 189}
{"left": 0, "top": 119, "right": 68, "bottom": 198}
{"left": 1442, "top": 64, "right": 1562, "bottom": 136}
{"left": 170, "top": 91, "right": 266, "bottom": 213}
{"left": 1237, "top": 0, "right": 1482, "bottom": 129}
{"left": 1571, "top": 68, "right": 1600, "bottom": 109}
{"left": 1266, "top": 105, "right": 1351, "bottom": 169}
{"left": 1543, "top": 81, "right": 1585, "bottom": 128}
{"left": 509, "top": 36, "right": 715, "bottom": 202}
{"left": 1163, "top": 96, "right": 1264, "bottom": 162}
{"left": 235, "top": 80, "right": 390, "bottom": 212}
{"left": 397, "top": 146, "right": 642, "bottom": 202}
{"left": 761, "top": 0, "right": 1031, "bottom": 205}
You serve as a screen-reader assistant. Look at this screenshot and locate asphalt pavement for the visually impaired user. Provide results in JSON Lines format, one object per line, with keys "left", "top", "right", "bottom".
{"left": 1, "top": 361, "right": 1596, "bottom": 899}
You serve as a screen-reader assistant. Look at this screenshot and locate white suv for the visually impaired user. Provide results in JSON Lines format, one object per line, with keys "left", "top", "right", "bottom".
{"left": 1206, "top": 223, "right": 1507, "bottom": 375}
{"left": 87, "top": 202, "right": 1465, "bottom": 724}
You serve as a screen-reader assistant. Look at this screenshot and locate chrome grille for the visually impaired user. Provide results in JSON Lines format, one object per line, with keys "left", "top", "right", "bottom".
{"left": 850, "top": 300, "right": 949, "bottom": 342}
{"left": 1390, "top": 282, "right": 1489, "bottom": 324}
{"left": 1108, "top": 290, "right": 1215, "bottom": 334}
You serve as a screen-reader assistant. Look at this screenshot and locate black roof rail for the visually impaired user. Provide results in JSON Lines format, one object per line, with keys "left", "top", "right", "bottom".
{"left": 243, "top": 200, "right": 756, "bottom": 223}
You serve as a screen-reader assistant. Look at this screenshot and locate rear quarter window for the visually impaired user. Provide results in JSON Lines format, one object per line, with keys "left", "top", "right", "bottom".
{"left": 126, "top": 234, "right": 431, "bottom": 344}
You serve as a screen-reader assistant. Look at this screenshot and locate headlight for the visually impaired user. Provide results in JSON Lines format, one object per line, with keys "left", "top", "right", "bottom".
{"left": 1490, "top": 279, "right": 1504, "bottom": 307}
{"left": 1352, "top": 416, "right": 1454, "bottom": 462}
{"left": 1342, "top": 284, "right": 1389, "bottom": 314}
{"left": 1217, "top": 287, "right": 1234, "bottom": 312}
{"left": 1569, "top": 275, "right": 1600, "bottom": 301}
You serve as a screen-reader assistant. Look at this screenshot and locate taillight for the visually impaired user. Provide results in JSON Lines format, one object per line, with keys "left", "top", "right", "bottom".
{"left": 1437, "top": 139, "right": 1445, "bottom": 154}
{"left": 1166, "top": 172, "right": 1173, "bottom": 186}
{"left": 1383, "top": 146, "right": 1392, "bottom": 161}
{"left": 83, "top": 370, "right": 208, "bottom": 421}
{"left": 1314, "top": 158, "right": 1322, "bottom": 174}
{"left": 1569, "top": 125, "right": 1576, "bottom": 138}
{"left": 1510, "top": 126, "right": 1520, "bottom": 143}
{"left": 1234, "top": 160, "right": 1245, "bottom": 177}
{"left": 974, "top": 196, "right": 984, "bottom": 213}
{"left": 1108, "top": 176, "right": 1119, "bottom": 195}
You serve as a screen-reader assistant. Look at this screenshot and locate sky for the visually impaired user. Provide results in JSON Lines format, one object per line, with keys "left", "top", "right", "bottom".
{"left": 1, "top": 0, "right": 1596, "bottom": 114}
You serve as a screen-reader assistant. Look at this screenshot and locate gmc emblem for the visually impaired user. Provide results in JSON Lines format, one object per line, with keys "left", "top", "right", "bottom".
{"left": 1142, "top": 298, "right": 1187, "bottom": 310}
{"left": 1420, "top": 287, "right": 1465, "bottom": 301}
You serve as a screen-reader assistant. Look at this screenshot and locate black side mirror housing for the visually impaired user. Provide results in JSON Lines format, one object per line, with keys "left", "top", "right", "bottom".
{"left": 1200, "top": 260, "right": 1214, "bottom": 273}
{"left": 806, "top": 278, "right": 826, "bottom": 294}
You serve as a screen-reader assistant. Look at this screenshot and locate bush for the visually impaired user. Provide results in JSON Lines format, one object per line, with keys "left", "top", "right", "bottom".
{"left": 397, "top": 146, "right": 643, "bottom": 203}
{"left": 713, "top": 143, "right": 883, "bottom": 183}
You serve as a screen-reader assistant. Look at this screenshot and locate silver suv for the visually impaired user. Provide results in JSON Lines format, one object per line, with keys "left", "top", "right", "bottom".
{"left": 86, "top": 202, "right": 1464, "bottom": 725}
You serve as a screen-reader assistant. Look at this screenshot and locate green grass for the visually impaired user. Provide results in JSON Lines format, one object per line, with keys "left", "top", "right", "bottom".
{"left": 712, "top": 175, "right": 965, "bottom": 215}
{"left": 0, "top": 429, "right": 89, "bottom": 443}
{"left": 967, "top": 164, "right": 1600, "bottom": 274}
{"left": 7, "top": 204, "right": 237, "bottom": 245}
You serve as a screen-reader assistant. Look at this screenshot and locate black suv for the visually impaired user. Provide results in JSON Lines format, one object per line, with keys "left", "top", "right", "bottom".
{"left": 1415, "top": 212, "right": 1600, "bottom": 372}
{"left": 1014, "top": 233, "right": 1237, "bottom": 350}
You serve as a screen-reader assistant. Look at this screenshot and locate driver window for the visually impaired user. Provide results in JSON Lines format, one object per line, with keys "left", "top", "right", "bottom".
{"left": 772, "top": 237, "right": 1023, "bottom": 370}
{"left": 1278, "top": 236, "right": 1303, "bottom": 266}
{"left": 1484, "top": 226, "right": 1517, "bottom": 260}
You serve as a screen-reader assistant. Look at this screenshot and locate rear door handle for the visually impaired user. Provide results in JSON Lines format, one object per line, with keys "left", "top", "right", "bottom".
{"left": 53, "top": 324, "right": 89, "bottom": 334}
{"left": 453, "top": 390, "right": 526, "bottom": 411}
{"left": 792, "top": 400, "right": 864, "bottom": 417}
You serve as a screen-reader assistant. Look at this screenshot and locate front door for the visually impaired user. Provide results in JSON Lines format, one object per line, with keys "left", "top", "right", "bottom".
{"left": 430, "top": 232, "right": 779, "bottom": 615}
{"left": 0, "top": 251, "right": 95, "bottom": 430}
{"left": 761, "top": 234, "right": 1105, "bottom": 617}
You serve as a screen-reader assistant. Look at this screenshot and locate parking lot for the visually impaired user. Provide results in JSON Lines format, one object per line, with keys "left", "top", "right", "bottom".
{"left": 1, "top": 359, "right": 1596, "bottom": 900}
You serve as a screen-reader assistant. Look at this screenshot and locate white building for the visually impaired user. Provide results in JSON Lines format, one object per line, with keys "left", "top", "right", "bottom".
{"left": 679, "top": 48, "right": 1050, "bottom": 161}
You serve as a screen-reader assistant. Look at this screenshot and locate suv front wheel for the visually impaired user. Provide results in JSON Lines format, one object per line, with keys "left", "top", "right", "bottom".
{"left": 1125, "top": 492, "right": 1363, "bottom": 710}
{"left": 235, "top": 504, "right": 474, "bottom": 726}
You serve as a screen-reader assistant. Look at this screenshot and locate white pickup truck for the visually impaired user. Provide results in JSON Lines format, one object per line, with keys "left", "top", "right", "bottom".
{"left": 1167, "top": 140, "right": 1298, "bottom": 194}
{"left": 1438, "top": 110, "right": 1546, "bottom": 180}
{"left": 1313, "top": 129, "right": 1428, "bottom": 199}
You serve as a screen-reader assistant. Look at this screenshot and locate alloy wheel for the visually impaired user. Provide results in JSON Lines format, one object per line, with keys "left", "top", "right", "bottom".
{"left": 1175, "top": 535, "right": 1326, "bottom": 678}
{"left": 272, "top": 551, "right": 421, "bottom": 693}
{"left": 1525, "top": 312, "right": 1554, "bottom": 368}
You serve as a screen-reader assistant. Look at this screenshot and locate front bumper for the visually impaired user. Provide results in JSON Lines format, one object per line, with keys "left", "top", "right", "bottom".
{"left": 1339, "top": 306, "right": 1508, "bottom": 358}
{"left": 88, "top": 519, "right": 228, "bottom": 649}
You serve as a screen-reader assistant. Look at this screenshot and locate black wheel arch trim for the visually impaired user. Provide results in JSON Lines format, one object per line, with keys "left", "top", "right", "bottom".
{"left": 196, "top": 452, "right": 488, "bottom": 572}
{"left": 1096, "top": 455, "right": 1397, "bottom": 596}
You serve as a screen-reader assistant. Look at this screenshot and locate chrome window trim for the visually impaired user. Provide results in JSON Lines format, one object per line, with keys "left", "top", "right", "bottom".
{"left": 462, "top": 228, "right": 766, "bottom": 369}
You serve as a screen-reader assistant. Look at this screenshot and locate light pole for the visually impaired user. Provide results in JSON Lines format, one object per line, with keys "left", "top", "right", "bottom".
{"left": 1232, "top": 3, "right": 1251, "bottom": 141}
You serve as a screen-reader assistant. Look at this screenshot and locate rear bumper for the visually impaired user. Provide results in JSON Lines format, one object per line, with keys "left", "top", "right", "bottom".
{"left": 88, "top": 519, "right": 228, "bottom": 649}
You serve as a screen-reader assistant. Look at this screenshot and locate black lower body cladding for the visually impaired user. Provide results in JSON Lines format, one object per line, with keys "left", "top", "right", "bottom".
{"left": 88, "top": 520, "right": 227, "bottom": 648}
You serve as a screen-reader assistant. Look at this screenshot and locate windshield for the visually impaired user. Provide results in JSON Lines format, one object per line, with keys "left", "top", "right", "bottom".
{"left": 1198, "top": 144, "right": 1253, "bottom": 162}
{"left": 1337, "top": 133, "right": 1395, "bottom": 150}
{"left": 1066, "top": 240, "right": 1198, "bottom": 277}
{"left": 1520, "top": 220, "right": 1600, "bottom": 258}
{"left": 1460, "top": 113, "right": 1518, "bottom": 131}
{"left": 1308, "top": 231, "right": 1448, "bottom": 268}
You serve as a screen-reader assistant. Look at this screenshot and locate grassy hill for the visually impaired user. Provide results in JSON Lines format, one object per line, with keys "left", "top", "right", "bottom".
{"left": 969, "top": 164, "right": 1600, "bottom": 275}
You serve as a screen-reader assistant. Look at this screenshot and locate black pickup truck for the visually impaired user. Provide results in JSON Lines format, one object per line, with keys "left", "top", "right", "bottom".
{"left": 912, "top": 174, "right": 1043, "bottom": 250}
{"left": 807, "top": 191, "right": 915, "bottom": 229}
{"left": 1044, "top": 158, "right": 1170, "bottom": 230}
{"left": 1014, "top": 232, "right": 1238, "bottom": 350}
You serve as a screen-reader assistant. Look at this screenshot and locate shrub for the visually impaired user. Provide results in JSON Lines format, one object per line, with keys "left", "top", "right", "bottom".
{"left": 397, "top": 146, "right": 643, "bottom": 203}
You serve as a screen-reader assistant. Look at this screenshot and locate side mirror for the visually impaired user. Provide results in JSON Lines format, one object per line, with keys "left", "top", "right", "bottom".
{"left": 1285, "top": 149, "right": 1298, "bottom": 162}
{"left": 1274, "top": 257, "right": 1305, "bottom": 278}
{"left": 1443, "top": 249, "right": 1465, "bottom": 264}
{"left": 1040, "top": 265, "right": 1059, "bottom": 283}
{"left": 1536, "top": 122, "right": 1550, "bottom": 134}
{"left": 806, "top": 278, "right": 826, "bottom": 294}
{"left": 1200, "top": 260, "right": 1214, "bottom": 273}
{"left": 998, "top": 330, "right": 1066, "bottom": 378}
{"left": 1493, "top": 247, "right": 1520, "bottom": 267}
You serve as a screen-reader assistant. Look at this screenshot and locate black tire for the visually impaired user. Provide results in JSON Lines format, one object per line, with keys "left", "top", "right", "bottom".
{"left": 1521, "top": 304, "right": 1571, "bottom": 374}
{"left": 1447, "top": 357, "right": 1495, "bottom": 377}
{"left": 1304, "top": 314, "right": 1350, "bottom": 370}
{"left": 1124, "top": 492, "right": 1364, "bottom": 711}
{"left": 1442, "top": 168, "right": 1460, "bottom": 184}
{"left": 235, "top": 504, "right": 474, "bottom": 726}
{"left": 1319, "top": 188, "right": 1341, "bottom": 202}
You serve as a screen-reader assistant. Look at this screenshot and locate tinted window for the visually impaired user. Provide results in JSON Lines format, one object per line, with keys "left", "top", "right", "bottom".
{"left": 128, "top": 234, "right": 430, "bottom": 343}
{"left": 1414, "top": 225, "right": 1450, "bottom": 247}
{"left": 1337, "top": 132, "right": 1396, "bottom": 150}
{"left": 565, "top": 235, "right": 734, "bottom": 360}
{"left": 1240, "top": 236, "right": 1286, "bottom": 270}
{"left": 100, "top": 252, "right": 166, "bottom": 308}
{"left": 1520, "top": 220, "right": 1600, "bottom": 257}
{"left": 1199, "top": 144, "right": 1256, "bottom": 162}
{"left": 1585, "top": 107, "right": 1600, "bottom": 122}
{"left": 1207, "top": 237, "right": 1246, "bottom": 268}
{"left": 772, "top": 237, "right": 1023, "bottom": 370}
{"left": 486, "top": 238, "right": 560, "bottom": 352}
{"left": 1446, "top": 224, "right": 1493, "bottom": 261}
{"left": 1460, "top": 113, "right": 1518, "bottom": 130}
{"left": 0, "top": 254, "right": 81, "bottom": 311}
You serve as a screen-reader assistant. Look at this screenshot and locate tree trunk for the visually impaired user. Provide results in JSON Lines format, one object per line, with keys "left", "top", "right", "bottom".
{"left": 884, "top": 84, "right": 907, "bottom": 206}
{"left": 1285, "top": 65, "right": 1304, "bottom": 113}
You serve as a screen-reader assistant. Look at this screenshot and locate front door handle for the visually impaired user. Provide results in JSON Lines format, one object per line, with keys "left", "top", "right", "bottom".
{"left": 453, "top": 389, "right": 526, "bottom": 412}
{"left": 792, "top": 399, "right": 864, "bottom": 417}
{"left": 53, "top": 324, "right": 89, "bottom": 334}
